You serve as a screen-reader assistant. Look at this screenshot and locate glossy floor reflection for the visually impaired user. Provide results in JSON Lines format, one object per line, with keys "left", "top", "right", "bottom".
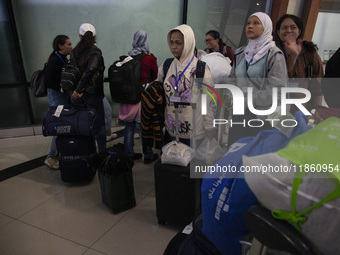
{"left": 0, "top": 126, "right": 179, "bottom": 255}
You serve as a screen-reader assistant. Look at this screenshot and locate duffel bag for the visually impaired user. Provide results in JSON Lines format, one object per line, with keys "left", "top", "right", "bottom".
{"left": 42, "top": 103, "right": 101, "bottom": 136}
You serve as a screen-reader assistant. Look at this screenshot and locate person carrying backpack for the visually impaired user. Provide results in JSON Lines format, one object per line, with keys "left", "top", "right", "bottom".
{"left": 156, "top": 24, "right": 216, "bottom": 147}
{"left": 44, "top": 35, "right": 72, "bottom": 169}
{"left": 71, "top": 23, "right": 106, "bottom": 152}
{"left": 119, "top": 30, "right": 158, "bottom": 162}
{"left": 204, "top": 30, "right": 234, "bottom": 66}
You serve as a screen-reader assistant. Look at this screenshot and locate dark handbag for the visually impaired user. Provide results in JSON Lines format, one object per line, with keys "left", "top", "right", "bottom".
{"left": 42, "top": 103, "right": 101, "bottom": 136}
{"left": 92, "top": 143, "right": 136, "bottom": 214}
{"left": 30, "top": 63, "right": 47, "bottom": 97}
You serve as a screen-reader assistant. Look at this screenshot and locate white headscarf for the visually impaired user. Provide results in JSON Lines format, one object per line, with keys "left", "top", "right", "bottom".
{"left": 244, "top": 12, "right": 275, "bottom": 66}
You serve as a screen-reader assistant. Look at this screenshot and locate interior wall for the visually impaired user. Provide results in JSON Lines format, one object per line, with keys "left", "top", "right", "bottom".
{"left": 312, "top": 12, "right": 340, "bottom": 61}
{"left": 12, "top": 0, "right": 182, "bottom": 81}
{"left": 287, "top": 0, "right": 305, "bottom": 15}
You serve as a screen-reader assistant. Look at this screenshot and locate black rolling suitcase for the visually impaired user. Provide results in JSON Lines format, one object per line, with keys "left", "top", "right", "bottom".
{"left": 154, "top": 160, "right": 201, "bottom": 227}
{"left": 56, "top": 135, "right": 97, "bottom": 182}
{"left": 154, "top": 102, "right": 202, "bottom": 227}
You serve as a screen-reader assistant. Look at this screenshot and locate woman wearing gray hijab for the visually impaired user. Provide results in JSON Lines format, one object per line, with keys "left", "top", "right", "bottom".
{"left": 119, "top": 30, "right": 158, "bottom": 163}
{"left": 227, "top": 12, "right": 288, "bottom": 146}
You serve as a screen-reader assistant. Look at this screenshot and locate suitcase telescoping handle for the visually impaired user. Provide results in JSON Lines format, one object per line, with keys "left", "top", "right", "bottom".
{"left": 173, "top": 102, "right": 197, "bottom": 150}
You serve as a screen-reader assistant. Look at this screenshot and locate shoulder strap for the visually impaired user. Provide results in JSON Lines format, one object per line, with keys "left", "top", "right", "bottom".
{"left": 221, "top": 45, "right": 226, "bottom": 56}
{"left": 134, "top": 53, "right": 146, "bottom": 61}
{"left": 163, "top": 58, "right": 205, "bottom": 81}
{"left": 234, "top": 48, "right": 244, "bottom": 68}
{"left": 55, "top": 53, "right": 65, "bottom": 65}
{"left": 196, "top": 60, "right": 206, "bottom": 79}
{"left": 163, "top": 58, "right": 174, "bottom": 82}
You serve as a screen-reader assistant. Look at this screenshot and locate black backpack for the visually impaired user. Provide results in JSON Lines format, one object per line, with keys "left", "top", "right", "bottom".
{"left": 60, "top": 59, "right": 81, "bottom": 91}
{"left": 30, "top": 63, "right": 47, "bottom": 97}
{"left": 108, "top": 53, "right": 146, "bottom": 104}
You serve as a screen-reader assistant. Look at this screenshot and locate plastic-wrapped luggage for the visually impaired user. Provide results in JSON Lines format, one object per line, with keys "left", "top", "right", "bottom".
{"left": 244, "top": 117, "right": 340, "bottom": 255}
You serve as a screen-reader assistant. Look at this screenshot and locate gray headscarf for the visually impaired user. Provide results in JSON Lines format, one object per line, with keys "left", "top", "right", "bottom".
{"left": 128, "top": 30, "right": 150, "bottom": 56}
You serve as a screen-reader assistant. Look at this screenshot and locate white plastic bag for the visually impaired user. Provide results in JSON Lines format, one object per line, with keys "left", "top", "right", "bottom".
{"left": 161, "top": 141, "right": 195, "bottom": 167}
{"left": 196, "top": 137, "right": 225, "bottom": 165}
{"left": 201, "top": 52, "right": 231, "bottom": 83}
{"left": 244, "top": 153, "right": 340, "bottom": 255}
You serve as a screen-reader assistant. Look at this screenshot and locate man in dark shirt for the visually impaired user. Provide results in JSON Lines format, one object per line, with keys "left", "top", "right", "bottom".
{"left": 322, "top": 47, "right": 340, "bottom": 109}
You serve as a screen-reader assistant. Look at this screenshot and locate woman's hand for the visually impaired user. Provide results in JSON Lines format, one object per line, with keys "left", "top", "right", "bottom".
{"left": 71, "top": 91, "right": 83, "bottom": 99}
{"left": 284, "top": 35, "right": 302, "bottom": 76}
{"left": 284, "top": 34, "right": 302, "bottom": 57}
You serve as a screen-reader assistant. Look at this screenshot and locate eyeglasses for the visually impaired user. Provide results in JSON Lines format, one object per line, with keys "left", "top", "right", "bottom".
{"left": 205, "top": 39, "right": 214, "bottom": 43}
{"left": 280, "top": 25, "right": 298, "bottom": 31}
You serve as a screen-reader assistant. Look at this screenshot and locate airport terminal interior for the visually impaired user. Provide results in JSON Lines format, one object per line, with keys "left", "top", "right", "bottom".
{"left": 0, "top": 123, "right": 180, "bottom": 255}
{"left": 1, "top": 0, "right": 339, "bottom": 254}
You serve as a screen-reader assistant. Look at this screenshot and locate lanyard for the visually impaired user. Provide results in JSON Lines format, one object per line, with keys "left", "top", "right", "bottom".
{"left": 174, "top": 55, "right": 194, "bottom": 91}
{"left": 282, "top": 46, "right": 288, "bottom": 59}
{"left": 56, "top": 52, "right": 65, "bottom": 65}
{"left": 246, "top": 42, "right": 269, "bottom": 70}
{"left": 246, "top": 58, "right": 254, "bottom": 69}
{"left": 282, "top": 46, "right": 299, "bottom": 60}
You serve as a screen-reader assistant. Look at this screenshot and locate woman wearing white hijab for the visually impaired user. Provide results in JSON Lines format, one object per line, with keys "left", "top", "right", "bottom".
{"left": 227, "top": 12, "right": 288, "bottom": 146}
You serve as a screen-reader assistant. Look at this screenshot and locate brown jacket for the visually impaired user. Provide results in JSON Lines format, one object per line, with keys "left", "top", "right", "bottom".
{"left": 277, "top": 42, "right": 324, "bottom": 112}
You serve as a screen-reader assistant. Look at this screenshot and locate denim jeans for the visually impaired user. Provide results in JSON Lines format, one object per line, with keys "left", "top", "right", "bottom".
{"left": 142, "top": 139, "right": 154, "bottom": 160}
{"left": 103, "top": 97, "right": 112, "bottom": 132}
{"left": 47, "top": 88, "right": 68, "bottom": 158}
{"left": 125, "top": 121, "right": 153, "bottom": 158}
{"left": 124, "top": 121, "right": 136, "bottom": 157}
{"left": 135, "top": 122, "right": 141, "bottom": 134}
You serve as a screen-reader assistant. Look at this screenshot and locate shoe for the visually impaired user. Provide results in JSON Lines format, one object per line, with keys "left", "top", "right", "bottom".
{"left": 130, "top": 153, "right": 142, "bottom": 161}
{"left": 44, "top": 157, "right": 60, "bottom": 170}
{"left": 134, "top": 133, "right": 140, "bottom": 139}
{"left": 143, "top": 154, "right": 159, "bottom": 164}
{"left": 106, "top": 133, "right": 117, "bottom": 142}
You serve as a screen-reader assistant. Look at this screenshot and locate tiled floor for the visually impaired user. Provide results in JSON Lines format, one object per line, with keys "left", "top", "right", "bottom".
{"left": 0, "top": 125, "right": 180, "bottom": 255}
